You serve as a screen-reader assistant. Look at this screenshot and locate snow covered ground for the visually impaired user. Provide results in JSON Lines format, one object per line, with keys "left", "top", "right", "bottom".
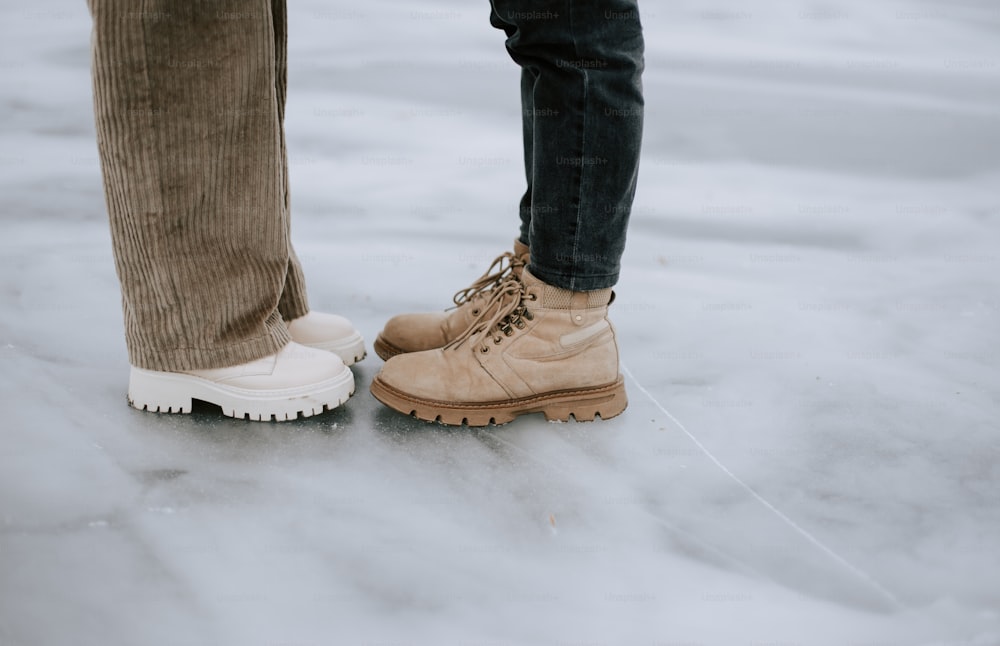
{"left": 2, "top": 0, "right": 999, "bottom": 644}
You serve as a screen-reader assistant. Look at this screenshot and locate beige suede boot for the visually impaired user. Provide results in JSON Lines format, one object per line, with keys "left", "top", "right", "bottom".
{"left": 370, "top": 269, "right": 627, "bottom": 426}
{"left": 373, "top": 240, "right": 530, "bottom": 360}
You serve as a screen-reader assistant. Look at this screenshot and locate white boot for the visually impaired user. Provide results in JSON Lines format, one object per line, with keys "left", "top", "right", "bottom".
{"left": 287, "top": 311, "right": 366, "bottom": 365}
{"left": 128, "top": 342, "right": 355, "bottom": 422}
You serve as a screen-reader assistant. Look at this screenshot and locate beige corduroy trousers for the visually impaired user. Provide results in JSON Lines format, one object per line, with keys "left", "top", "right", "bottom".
{"left": 88, "top": 0, "right": 309, "bottom": 372}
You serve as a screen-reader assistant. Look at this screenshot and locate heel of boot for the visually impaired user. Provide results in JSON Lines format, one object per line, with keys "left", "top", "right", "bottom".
{"left": 540, "top": 378, "right": 628, "bottom": 423}
{"left": 128, "top": 367, "right": 194, "bottom": 415}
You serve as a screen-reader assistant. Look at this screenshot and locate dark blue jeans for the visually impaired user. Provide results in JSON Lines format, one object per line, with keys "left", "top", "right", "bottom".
{"left": 489, "top": 0, "right": 644, "bottom": 291}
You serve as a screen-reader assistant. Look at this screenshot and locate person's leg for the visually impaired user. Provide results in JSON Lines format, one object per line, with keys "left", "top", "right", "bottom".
{"left": 369, "top": 0, "right": 643, "bottom": 425}
{"left": 490, "top": 0, "right": 644, "bottom": 291}
{"left": 89, "top": 0, "right": 355, "bottom": 419}
{"left": 372, "top": 1, "right": 643, "bottom": 362}
{"left": 90, "top": 0, "right": 296, "bottom": 371}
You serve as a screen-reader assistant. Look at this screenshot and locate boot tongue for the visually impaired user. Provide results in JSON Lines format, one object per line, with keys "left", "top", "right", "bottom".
{"left": 513, "top": 238, "right": 530, "bottom": 259}
{"left": 512, "top": 239, "right": 530, "bottom": 278}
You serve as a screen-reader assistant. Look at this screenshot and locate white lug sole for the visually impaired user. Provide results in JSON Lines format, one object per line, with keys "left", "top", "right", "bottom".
{"left": 127, "top": 364, "right": 355, "bottom": 422}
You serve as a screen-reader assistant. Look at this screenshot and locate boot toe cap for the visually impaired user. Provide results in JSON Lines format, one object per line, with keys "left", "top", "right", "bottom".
{"left": 377, "top": 349, "right": 452, "bottom": 400}
{"left": 377, "top": 347, "right": 507, "bottom": 403}
{"left": 380, "top": 312, "right": 451, "bottom": 353}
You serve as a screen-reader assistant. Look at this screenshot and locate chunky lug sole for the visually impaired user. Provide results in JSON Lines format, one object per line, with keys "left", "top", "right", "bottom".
{"left": 128, "top": 366, "right": 355, "bottom": 422}
{"left": 301, "top": 331, "right": 367, "bottom": 366}
{"left": 373, "top": 334, "right": 405, "bottom": 361}
{"left": 370, "top": 376, "right": 627, "bottom": 427}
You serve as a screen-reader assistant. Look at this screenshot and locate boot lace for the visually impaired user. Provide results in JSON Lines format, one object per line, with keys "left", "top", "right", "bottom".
{"left": 446, "top": 277, "right": 536, "bottom": 351}
{"left": 451, "top": 251, "right": 528, "bottom": 313}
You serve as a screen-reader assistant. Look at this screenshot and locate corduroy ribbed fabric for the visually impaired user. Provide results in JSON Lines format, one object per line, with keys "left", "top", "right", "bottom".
{"left": 88, "top": 0, "right": 309, "bottom": 371}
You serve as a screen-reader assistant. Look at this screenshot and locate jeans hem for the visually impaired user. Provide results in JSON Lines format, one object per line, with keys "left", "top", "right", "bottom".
{"left": 527, "top": 263, "right": 619, "bottom": 292}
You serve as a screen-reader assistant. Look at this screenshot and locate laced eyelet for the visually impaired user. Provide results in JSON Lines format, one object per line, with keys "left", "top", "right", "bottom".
{"left": 493, "top": 336, "right": 502, "bottom": 345}
{"left": 514, "top": 320, "right": 526, "bottom": 329}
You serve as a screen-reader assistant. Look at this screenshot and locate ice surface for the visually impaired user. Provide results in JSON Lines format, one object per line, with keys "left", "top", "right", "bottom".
{"left": 2, "top": 0, "right": 999, "bottom": 644}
